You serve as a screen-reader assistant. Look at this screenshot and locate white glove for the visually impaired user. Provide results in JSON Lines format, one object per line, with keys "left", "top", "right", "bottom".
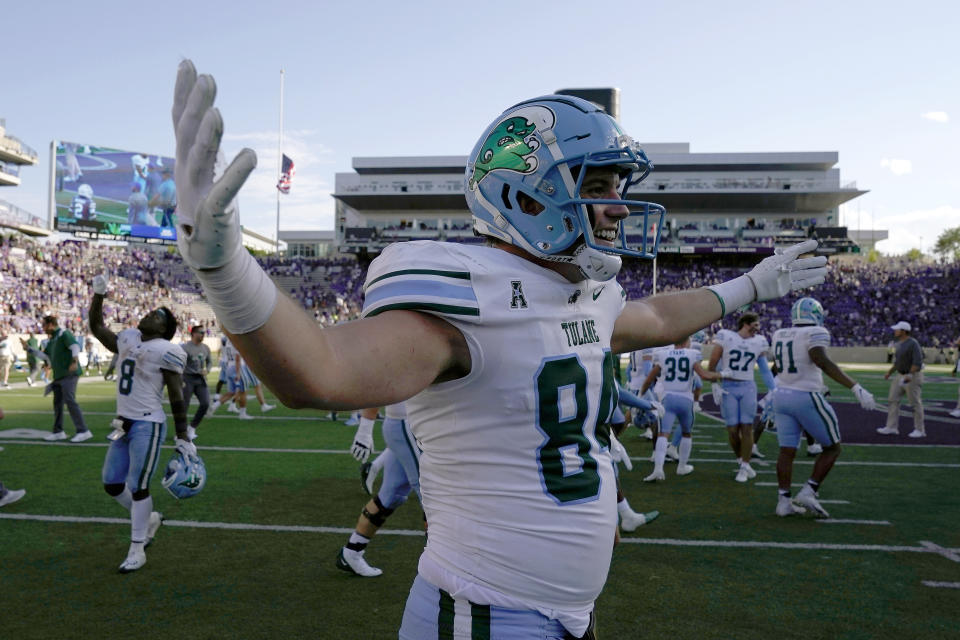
{"left": 92, "top": 274, "right": 108, "bottom": 295}
{"left": 171, "top": 60, "right": 277, "bottom": 334}
{"left": 649, "top": 400, "right": 666, "bottom": 420}
{"left": 175, "top": 437, "right": 198, "bottom": 459}
{"left": 706, "top": 239, "right": 828, "bottom": 314}
{"left": 852, "top": 383, "right": 876, "bottom": 410}
{"left": 350, "top": 420, "right": 375, "bottom": 463}
{"left": 609, "top": 432, "right": 633, "bottom": 471}
{"left": 172, "top": 60, "right": 256, "bottom": 271}
{"left": 711, "top": 383, "right": 724, "bottom": 407}
{"left": 758, "top": 393, "right": 773, "bottom": 413}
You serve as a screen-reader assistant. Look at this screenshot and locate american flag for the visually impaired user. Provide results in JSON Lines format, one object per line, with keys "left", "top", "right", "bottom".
{"left": 277, "top": 154, "right": 295, "bottom": 194}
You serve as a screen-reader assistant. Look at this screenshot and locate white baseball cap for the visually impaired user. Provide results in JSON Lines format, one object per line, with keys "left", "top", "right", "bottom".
{"left": 890, "top": 321, "right": 911, "bottom": 332}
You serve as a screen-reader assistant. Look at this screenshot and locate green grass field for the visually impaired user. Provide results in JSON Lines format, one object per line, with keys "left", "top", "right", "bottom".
{"left": 0, "top": 365, "right": 958, "bottom": 639}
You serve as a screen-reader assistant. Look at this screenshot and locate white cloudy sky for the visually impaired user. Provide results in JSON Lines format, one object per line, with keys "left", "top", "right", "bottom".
{"left": 3, "top": 0, "right": 957, "bottom": 255}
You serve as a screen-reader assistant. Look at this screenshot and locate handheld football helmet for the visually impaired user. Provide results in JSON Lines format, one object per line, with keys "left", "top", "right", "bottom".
{"left": 161, "top": 451, "right": 207, "bottom": 499}
{"left": 691, "top": 330, "right": 707, "bottom": 345}
{"left": 465, "top": 95, "right": 666, "bottom": 281}
{"left": 791, "top": 297, "right": 825, "bottom": 326}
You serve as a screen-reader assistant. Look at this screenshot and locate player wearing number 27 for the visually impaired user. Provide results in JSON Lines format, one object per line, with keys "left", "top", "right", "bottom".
{"left": 708, "top": 312, "right": 777, "bottom": 483}
{"left": 171, "top": 60, "right": 827, "bottom": 638}
{"left": 769, "top": 297, "right": 875, "bottom": 518}
{"left": 88, "top": 274, "right": 195, "bottom": 573}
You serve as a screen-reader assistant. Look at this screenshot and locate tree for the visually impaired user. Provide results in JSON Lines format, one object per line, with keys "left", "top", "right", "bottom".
{"left": 934, "top": 226, "right": 960, "bottom": 261}
{"left": 905, "top": 248, "right": 923, "bottom": 261}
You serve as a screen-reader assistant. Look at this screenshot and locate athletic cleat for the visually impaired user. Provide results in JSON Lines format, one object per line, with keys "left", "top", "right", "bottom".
{"left": 806, "top": 443, "right": 823, "bottom": 456}
{"left": 359, "top": 462, "right": 374, "bottom": 495}
{"left": 238, "top": 413, "right": 254, "bottom": 420}
{"left": 676, "top": 464, "right": 694, "bottom": 476}
{"left": 208, "top": 400, "right": 221, "bottom": 413}
{"left": 70, "top": 430, "right": 93, "bottom": 443}
{"left": 118, "top": 548, "right": 147, "bottom": 573}
{"left": 344, "top": 417, "right": 359, "bottom": 427}
{"left": 336, "top": 547, "right": 382, "bottom": 577}
{"left": 735, "top": 468, "right": 749, "bottom": 483}
{"left": 640, "top": 427, "right": 653, "bottom": 440}
{"left": 261, "top": 403, "right": 276, "bottom": 413}
{"left": 876, "top": 426, "right": 899, "bottom": 435}
{"left": 44, "top": 431, "right": 68, "bottom": 441}
{"left": 742, "top": 464, "right": 757, "bottom": 479}
{"left": 227, "top": 403, "right": 240, "bottom": 414}
{"left": 145, "top": 512, "right": 163, "bottom": 547}
{"left": 776, "top": 497, "right": 806, "bottom": 517}
{"left": 751, "top": 444, "right": 765, "bottom": 459}
{"left": 643, "top": 470, "right": 665, "bottom": 483}
{"left": 665, "top": 444, "right": 679, "bottom": 462}
{"left": 950, "top": 408, "right": 960, "bottom": 418}
{"left": 908, "top": 430, "right": 926, "bottom": 438}
{"left": 794, "top": 485, "right": 830, "bottom": 518}
{"left": 620, "top": 509, "right": 659, "bottom": 532}
{"left": 0, "top": 488, "right": 26, "bottom": 507}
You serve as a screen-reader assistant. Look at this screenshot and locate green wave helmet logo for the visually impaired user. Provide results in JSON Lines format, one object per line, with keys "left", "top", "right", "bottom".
{"left": 182, "top": 472, "right": 202, "bottom": 489}
{"left": 105, "top": 223, "right": 129, "bottom": 236}
{"left": 470, "top": 117, "right": 539, "bottom": 189}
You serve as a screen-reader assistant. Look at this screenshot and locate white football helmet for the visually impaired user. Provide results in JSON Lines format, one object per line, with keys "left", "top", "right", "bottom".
{"left": 162, "top": 451, "right": 207, "bottom": 499}
{"left": 77, "top": 183, "right": 94, "bottom": 199}
{"left": 465, "top": 95, "right": 665, "bottom": 281}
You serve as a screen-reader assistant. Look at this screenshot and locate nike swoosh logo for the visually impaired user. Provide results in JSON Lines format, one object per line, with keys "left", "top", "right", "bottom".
{"left": 592, "top": 286, "right": 605, "bottom": 301}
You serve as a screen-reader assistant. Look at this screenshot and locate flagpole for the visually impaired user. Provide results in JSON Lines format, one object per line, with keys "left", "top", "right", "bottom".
{"left": 275, "top": 68, "right": 284, "bottom": 257}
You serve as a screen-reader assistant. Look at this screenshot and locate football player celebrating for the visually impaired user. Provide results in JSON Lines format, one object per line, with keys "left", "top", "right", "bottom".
{"left": 770, "top": 297, "right": 875, "bottom": 517}
{"left": 88, "top": 274, "right": 194, "bottom": 572}
{"left": 171, "top": 60, "right": 826, "bottom": 638}
{"left": 337, "top": 402, "right": 421, "bottom": 577}
{"left": 641, "top": 336, "right": 722, "bottom": 480}
{"left": 708, "top": 312, "right": 777, "bottom": 483}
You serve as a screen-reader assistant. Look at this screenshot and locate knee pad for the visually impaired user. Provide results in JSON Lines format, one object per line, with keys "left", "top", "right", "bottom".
{"left": 362, "top": 495, "right": 396, "bottom": 528}
{"left": 104, "top": 483, "right": 125, "bottom": 497}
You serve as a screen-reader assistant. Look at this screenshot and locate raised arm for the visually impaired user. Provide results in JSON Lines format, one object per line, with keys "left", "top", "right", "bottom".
{"left": 172, "top": 60, "right": 468, "bottom": 410}
{"left": 611, "top": 240, "right": 827, "bottom": 354}
{"left": 88, "top": 275, "right": 118, "bottom": 353}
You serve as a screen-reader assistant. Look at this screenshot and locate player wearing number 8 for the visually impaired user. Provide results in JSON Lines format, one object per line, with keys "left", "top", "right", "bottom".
{"left": 89, "top": 275, "right": 192, "bottom": 572}
{"left": 708, "top": 312, "right": 777, "bottom": 482}
{"left": 770, "top": 297, "right": 875, "bottom": 518}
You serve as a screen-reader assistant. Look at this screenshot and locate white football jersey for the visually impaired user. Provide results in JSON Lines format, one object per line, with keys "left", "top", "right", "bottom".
{"left": 384, "top": 401, "right": 407, "bottom": 420}
{"left": 653, "top": 347, "right": 701, "bottom": 400}
{"left": 363, "top": 241, "right": 622, "bottom": 614}
{"left": 771, "top": 325, "right": 831, "bottom": 392}
{"left": 714, "top": 329, "right": 770, "bottom": 381}
{"left": 115, "top": 328, "right": 186, "bottom": 423}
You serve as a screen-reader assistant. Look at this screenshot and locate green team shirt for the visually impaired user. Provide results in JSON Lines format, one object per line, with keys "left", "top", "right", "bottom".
{"left": 44, "top": 328, "right": 83, "bottom": 380}
{"left": 26, "top": 336, "right": 39, "bottom": 366}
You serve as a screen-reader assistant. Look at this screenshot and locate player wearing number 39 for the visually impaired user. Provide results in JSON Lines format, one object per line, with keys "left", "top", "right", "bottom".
{"left": 88, "top": 274, "right": 194, "bottom": 573}
{"left": 171, "top": 60, "right": 827, "bottom": 639}
{"left": 769, "top": 297, "right": 875, "bottom": 518}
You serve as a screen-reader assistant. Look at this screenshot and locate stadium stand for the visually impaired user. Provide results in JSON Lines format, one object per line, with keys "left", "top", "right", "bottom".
{"left": 2, "top": 233, "right": 957, "bottom": 349}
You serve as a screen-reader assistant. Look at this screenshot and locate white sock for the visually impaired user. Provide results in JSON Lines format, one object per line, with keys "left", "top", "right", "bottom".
{"left": 679, "top": 438, "right": 693, "bottom": 466}
{"left": 617, "top": 498, "right": 632, "bottom": 516}
{"left": 131, "top": 496, "right": 152, "bottom": 543}
{"left": 113, "top": 486, "right": 133, "bottom": 511}
{"left": 653, "top": 437, "right": 668, "bottom": 472}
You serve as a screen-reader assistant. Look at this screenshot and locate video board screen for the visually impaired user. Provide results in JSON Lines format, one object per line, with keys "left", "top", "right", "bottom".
{"left": 53, "top": 140, "right": 178, "bottom": 244}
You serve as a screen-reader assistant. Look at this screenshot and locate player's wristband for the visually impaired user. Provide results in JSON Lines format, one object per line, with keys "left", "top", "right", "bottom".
{"left": 195, "top": 250, "right": 278, "bottom": 334}
{"left": 705, "top": 275, "right": 756, "bottom": 317}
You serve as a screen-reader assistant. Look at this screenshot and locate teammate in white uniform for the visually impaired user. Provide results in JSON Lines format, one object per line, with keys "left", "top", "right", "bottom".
{"left": 641, "top": 337, "right": 721, "bottom": 480}
{"left": 171, "top": 60, "right": 827, "bottom": 638}
{"left": 337, "top": 402, "right": 421, "bottom": 577}
{"left": 89, "top": 275, "right": 194, "bottom": 572}
{"left": 770, "top": 297, "right": 875, "bottom": 517}
{"left": 708, "top": 312, "right": 777, "bottom": 482}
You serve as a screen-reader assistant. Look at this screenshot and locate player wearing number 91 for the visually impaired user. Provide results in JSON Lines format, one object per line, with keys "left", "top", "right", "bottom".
{"left": 769, "top": 296, "right": 875, "bottom": 518}
{"left": 172, "top": 60, "right": 827, "bottom": 638}
{"left": 88, "top": 274, "right": 194, "bottom": 573}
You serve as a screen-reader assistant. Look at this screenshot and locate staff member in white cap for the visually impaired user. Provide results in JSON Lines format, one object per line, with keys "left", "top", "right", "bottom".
{"left": 877, "top": 321, "right": 926, "bottom": 438}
